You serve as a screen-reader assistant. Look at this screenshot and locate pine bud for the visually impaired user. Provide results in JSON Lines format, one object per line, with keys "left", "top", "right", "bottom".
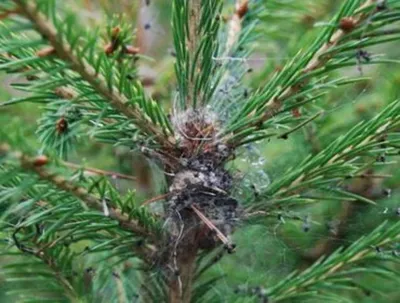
{"left": 339, "top": 17, "right": 356, "bottom": 32}
{"left": 104, "top": 43, "right": 114, "bottom": 55}
{"left": 36, "top": 46, "right": 56, "bottom": 57}
{"left": 33, "top": 155, "right": 48, "bottom": 167}
{"left": 56, "top": 117, "right": 68, "bottom": 134}
{"left": 111, "top": 26, "right": 121, "bottom": 39}
{"left": 291, "top": 108, "right": 301, "bottom": 118}
{"left": 236, "top": 1, "right": 249, "bottom": 19}
{"left": 124, "top": 45, "right": 140, "bottom": 55}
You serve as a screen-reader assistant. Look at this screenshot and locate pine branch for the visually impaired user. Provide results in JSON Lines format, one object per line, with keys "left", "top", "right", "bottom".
{"left": 0, "top": 51, "right": 79, "bottom": 110}
{"left": 3, "top": 236, "right": 79, "bottom": 302}
{"left": 301, "top": 171, "right": 383, "bottom": 262}
{"left": 61, "top": 161, "right": 137, "bottom": 182}
{"left": 256, "top": 0, "right": 322, "bottom": 41}
{"left": 253, "top": 220, "right": 400, "bottom": 302}
{"left": 207, "top": 0, "right": 259, "bottom": 124}
{"left": 250, "top": 100, "right": 400, "bottom": 209}
{"left": 172, "top": 0, "right": 222, "bottom": 109}
{"left": 224, "top": 0, "right": 400, "bottom": 146}
{"left": 1, "top": 1, "right": 399, "bottom": 302}
{"left": 224, "top": 1, "right": 249, "bottom": 54}
{"left": 1, "top": 144, "right": 153, "bottom": 237}
{"left": 12, "top": 0, "right": 175, "bottom": 149}
{"left": 186, "top": 0, "right": 201, "bottom": 108}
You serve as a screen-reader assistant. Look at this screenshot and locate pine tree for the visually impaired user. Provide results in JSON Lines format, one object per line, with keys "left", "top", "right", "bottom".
{"left": 0, "top": 0, "right": 400, "bottom": 302}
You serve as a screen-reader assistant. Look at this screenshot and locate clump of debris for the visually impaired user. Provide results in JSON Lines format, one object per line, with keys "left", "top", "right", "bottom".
{"left": 164, "top": 108, "right": 242, "bottom": 253}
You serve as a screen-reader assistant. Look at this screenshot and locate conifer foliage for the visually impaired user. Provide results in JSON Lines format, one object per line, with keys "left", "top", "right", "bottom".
{"left": 0, "top": 0, "right": 400, "bottom": 302}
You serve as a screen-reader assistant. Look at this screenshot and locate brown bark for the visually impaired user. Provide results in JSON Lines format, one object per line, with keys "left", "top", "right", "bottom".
{"left": 168, "top": 245, "right": 198, "bottom": 303}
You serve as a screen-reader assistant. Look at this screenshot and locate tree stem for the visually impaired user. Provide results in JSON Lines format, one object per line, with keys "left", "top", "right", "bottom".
{"left": 187, "top": 0, "right": 201, "bottom": 108}
{"left": 168, "top": 246, "right": 198, "bottom": 303}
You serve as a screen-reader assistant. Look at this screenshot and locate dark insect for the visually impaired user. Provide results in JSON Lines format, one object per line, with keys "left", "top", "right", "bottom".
{"left": 377, "top": 0, "right": 388, "bottom": 11}
{"left": 382, "top": 188, "right": 391, "bottom": 198}
{"left": 356, "top": 49, "right": 371, "bottom": 74}
{"left": 250, "top": 184, "right": 259, "bottom": 198}
{"left": 280, "top": 133, "right": 289, "bottom": 140}
{"left": 112, "top": 272, "right": 120, "bottom": 278}
{"left": 356, "top": 49, "right": 371, "bottom": 63}
{"left": 224, "top": 243, "right": 236, "bottom": 254}
{"left": 302, "top": 216, "right": 311, "bottom": 232}
{"left": 376, "top": 154, "right": 386, "bottom": 163}
{"left": 169, "top": 48, "right": 177, "bottom": 57}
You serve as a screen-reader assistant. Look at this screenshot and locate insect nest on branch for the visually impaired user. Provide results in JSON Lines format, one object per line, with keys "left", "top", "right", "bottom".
{"left": 164, "top": 108, "right": 241, "bottom": 254}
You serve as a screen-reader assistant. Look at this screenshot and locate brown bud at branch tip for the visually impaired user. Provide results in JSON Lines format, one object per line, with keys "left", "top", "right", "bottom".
{"left": 104, "top": 43, "right": 114, "bottom": 55}
{"left": 36, "top": 46, "right": 56, "bottom": 57}
{"left": 236, "top": 1, "right": 249, "bottom": 19}
{"left": 33, "top": 155, "right": 48, "bottom": 167}
{"left": 56, "top": 117, "right": 68, "bottom": 134}
{"left": 111, "top": 26, "right": 121, "bottom": 39}
{"left": 339, "top": 17, "right": 356, "bottom": 32}
{"left": 124, "top": 45, "right": 140, "bottom": 55}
